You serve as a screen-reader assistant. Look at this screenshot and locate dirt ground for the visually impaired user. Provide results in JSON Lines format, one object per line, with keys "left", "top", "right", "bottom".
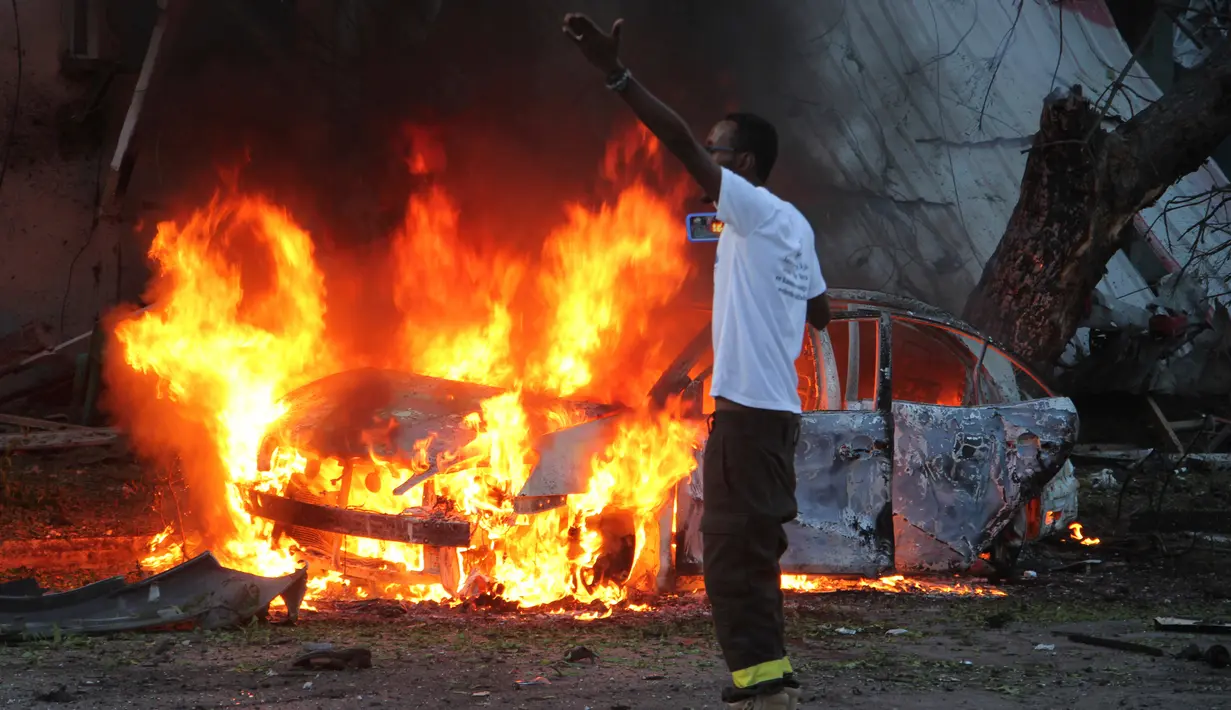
{"left": 4, "top": 584, "right": 1231, "bottom": 709}
{"left": 3, "top": 447, "right": 1231, "bottom": 708}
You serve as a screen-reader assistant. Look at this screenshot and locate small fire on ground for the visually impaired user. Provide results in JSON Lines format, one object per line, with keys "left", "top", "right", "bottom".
{"left": 782, "top": 575, "right": 1006, "bottom": 597}
{"left": 1068, "top": 522, "right": 1100, "bottom": 546}
{"left": 112, "top": 125, "right": 1003, "bottom": 613}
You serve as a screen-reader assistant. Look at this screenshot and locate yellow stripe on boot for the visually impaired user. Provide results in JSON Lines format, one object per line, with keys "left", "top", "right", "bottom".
{"left": 731, "top": 657, "right": 793, "bottom": 688}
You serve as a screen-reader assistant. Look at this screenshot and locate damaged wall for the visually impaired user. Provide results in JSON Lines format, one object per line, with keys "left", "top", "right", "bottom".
{"left": 0, "top": 0, "right": 156, "bottom": 398}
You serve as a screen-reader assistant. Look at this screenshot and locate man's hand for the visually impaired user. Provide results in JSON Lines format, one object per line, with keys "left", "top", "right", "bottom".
{"left": 562, "top": 13, "right": 720, "bottom": 200}
{"left": 563, "top": 13, "right": 624, "bottom": 75}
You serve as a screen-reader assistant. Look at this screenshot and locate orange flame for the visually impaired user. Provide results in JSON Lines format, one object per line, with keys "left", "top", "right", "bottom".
{"left": 1068, "top": 522, "right": 1101, "bottom": 546}
{"left": 108, "top": 126, "right": 707, "bottom": 607}
{"left": 110, "top": 193, "right": 337, "bottom": 576}
{"left": 781, "top": 574, "right": 1006, "bottom": 597}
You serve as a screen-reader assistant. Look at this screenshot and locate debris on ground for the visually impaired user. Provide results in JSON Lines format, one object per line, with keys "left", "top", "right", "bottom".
{"left": 1091, "top": 468, "right": 1119, "bottom": 489}
{"left": 514, "top": 677, "right": 552, "bottom": 688}
{"left": 1051, "top": 559, "right": 1103, "bottom": 574}
{"left": 1064, "top": 633, "right": 1166, "bottom": 657}
{"left": 33, "top": 685, "right": 76, "bottom": 703}
{"left": 1155, "top": 617, "right": 1231, "bottom": 634}
{"left": 0, "top": 551, "right": 307, "bottom": 639}
{"left": 1177, "top": 643, "right": 1230, "bottom": 668}
{"left": 291, "top": 646, "right": 373, "bottom": 671}
{"left": 564, "top": 645, "right": 598, "bottom": 663}
{"left": 1204, "top": 645, "right": 1228, "bottom": 669}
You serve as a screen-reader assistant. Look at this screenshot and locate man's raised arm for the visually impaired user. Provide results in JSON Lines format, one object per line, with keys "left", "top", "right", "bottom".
{"left": 563, "top": 14, "right": 721, "bottom": 201}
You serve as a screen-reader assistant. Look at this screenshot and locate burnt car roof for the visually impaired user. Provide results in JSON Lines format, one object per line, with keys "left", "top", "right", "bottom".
{"left": 256, "top": 368, "right": 620, "bottom": 472}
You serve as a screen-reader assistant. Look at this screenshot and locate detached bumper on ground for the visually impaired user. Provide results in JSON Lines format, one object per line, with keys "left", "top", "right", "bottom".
{"left": 0, "top": 552, "right": 307, "bottom": 640}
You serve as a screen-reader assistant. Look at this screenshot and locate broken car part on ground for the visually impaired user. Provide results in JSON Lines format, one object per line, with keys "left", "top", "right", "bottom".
{"left": 0, "top": 552, "right": 306, "bottom": 640}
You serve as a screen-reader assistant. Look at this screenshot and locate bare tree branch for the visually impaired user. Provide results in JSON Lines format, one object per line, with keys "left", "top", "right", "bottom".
{"left": 977, "top": 0, "right": 1024, "bottom": 131}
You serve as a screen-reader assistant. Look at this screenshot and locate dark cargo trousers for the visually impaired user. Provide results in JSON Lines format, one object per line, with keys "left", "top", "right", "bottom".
{"left": 701, "top": 408, "right": 802, "bottom": 702}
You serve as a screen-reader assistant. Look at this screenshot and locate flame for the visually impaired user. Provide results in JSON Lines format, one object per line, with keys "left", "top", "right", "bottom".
{"left": 392, "top": 184, "right": 525, "bottom": 386}
{"left": 781, "top": 574, "right": 1006, "bottom": 597}
{"left": 529, "top": 180, "right": 688, "bottom": 399}
{"left": 1068, "top": 522, "right": 1101, "bottom": 546}
{"left": 143, "top": 526, "right": 183, "bottom": 570}
{"left": 110, "top": 193, "right": 337, "bottom": 575}
{"left": 109, "top": 126, "right": 706, "bottom": 607}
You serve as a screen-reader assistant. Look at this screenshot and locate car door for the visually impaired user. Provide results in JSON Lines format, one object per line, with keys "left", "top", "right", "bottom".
{"left": 885, "top": 314, "right": 1079, "bottom": 573}
{"left": 891, "top": 397, "right": 1078, "bottom": 573}
{"left": 674, "top": 312, "right": 897, "bottom": 578}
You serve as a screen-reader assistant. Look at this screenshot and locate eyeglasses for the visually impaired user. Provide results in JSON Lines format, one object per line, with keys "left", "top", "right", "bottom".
{"left": 705, "top": 146, "right": 737, "bottom": 155}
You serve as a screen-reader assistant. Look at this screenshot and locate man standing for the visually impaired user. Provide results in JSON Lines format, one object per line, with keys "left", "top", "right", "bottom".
{"left": 564, "top": 14, "right": 832, "bottom": 710}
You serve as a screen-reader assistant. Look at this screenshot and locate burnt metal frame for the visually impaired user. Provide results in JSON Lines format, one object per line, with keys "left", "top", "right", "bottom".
{"left": 671, "top": 288, "right": 1054, "bottom": 399}
{"left": 825, "top": 289, "right": 1056, "bottom": 398}
{"left": 809, "top": 309, "right": 894, "bottom": 414}
{"left": 666, "top": 299, "right": 1066, "bottom": 580}
{"left": 244, "top": 489, "right": 471, "bottom": 548}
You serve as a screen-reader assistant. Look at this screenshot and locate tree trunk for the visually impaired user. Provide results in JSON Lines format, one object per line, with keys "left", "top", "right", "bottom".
{"left": 962, "top": 47, "right": 1231, "bottom": 370}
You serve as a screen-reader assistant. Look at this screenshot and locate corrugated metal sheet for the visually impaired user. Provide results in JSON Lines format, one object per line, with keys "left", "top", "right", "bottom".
{"left": 761, "top": 0, "right": 1230, "bottom": 316}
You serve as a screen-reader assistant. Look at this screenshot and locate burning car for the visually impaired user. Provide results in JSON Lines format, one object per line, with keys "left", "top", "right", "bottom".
{"left": 244, "top": 288, "right": 1079, "bottom": 598}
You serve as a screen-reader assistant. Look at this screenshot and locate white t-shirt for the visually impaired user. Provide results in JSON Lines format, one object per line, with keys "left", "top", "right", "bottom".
{"left": 710, "top": 168, "right": 826, "bottom": 414}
